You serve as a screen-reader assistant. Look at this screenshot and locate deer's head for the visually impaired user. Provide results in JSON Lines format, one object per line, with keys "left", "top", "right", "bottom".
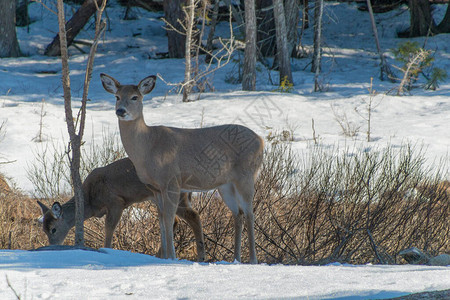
{"left": 100, "top": 73, "right": 156, "bottom": 121}
{"left": 37, "top": 201, "right": 71, "bottom": 245}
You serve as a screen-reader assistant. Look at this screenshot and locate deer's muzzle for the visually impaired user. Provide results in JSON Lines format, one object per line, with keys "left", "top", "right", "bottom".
{"left": 116, "top": 108, "right": 127, "bottom": 118}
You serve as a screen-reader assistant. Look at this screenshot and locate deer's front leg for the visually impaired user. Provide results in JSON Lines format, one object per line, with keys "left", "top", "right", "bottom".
{"left": 156, "top": 184, "right": 180, "bottom": 260}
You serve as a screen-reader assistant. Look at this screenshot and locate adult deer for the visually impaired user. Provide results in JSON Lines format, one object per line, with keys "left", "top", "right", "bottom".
{"left": 37, "top": 158, "right": 205, "bottom": 261}
{"left": 100, "top": 73, "right": 264, "bottom": 263}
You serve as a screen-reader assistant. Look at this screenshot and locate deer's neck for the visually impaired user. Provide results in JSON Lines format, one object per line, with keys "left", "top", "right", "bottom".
{"left": 63, "top": 196, "right": 94, "bottom": 228}
{"left": 118, "top": 116, "right": 154, "bottom": 162}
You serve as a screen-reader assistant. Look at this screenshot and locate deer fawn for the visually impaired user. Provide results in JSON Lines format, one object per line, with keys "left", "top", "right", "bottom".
{"left": 100, "top": 73, "right": 264, "bottom": 263}
{"left": 38, "top": 158, "right": 205, "bottom": 261}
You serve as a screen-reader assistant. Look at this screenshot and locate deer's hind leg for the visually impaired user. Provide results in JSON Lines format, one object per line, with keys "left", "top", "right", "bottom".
{"left": 218, "top": 183, "right": 243, "bottom": 263}
{"left": 234, "top": 177, "right": 257, "bottom": 264}
{"left": 176, "top": 192, "right": 205, "bottom": 262}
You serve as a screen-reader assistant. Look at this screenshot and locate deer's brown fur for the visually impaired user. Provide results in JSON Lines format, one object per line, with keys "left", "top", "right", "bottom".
{"left": 38, "top": 158, "right": 205, "bottom": 261}
{"left": 100, "top": 73, "right": 263, "bottom": 263}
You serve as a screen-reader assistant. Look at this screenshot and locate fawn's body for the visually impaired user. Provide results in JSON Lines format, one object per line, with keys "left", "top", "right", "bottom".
{"left": 38, "top": 158, "right": 205, "bottom": 261}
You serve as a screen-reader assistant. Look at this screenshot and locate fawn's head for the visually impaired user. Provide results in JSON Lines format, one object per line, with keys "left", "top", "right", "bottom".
{"left": 100, "top": 73, "right": 156, "bottom": 121}
{"left": 37, "top": 201, "right": 70, "bottom": 245}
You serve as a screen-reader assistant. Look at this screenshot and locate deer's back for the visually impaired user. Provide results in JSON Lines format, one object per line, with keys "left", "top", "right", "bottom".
{"left": 152, "top": 124, "right": 264, "bottom": 189}
{"left": 83, "top": 158, "right": 156, "bottom": 212}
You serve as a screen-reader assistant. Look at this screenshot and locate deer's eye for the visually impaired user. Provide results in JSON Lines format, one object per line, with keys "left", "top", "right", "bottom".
{"left": 131, "top": 96, "right": 138, "bottom": 101}
{"left": 115, "top": 96, "right": 120, "bottom": 101}
{"left": 51, "top": 228, "right": 57, "bottom": 234}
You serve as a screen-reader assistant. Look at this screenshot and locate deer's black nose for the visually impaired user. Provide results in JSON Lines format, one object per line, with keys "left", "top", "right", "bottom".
{"left": 116, "top": 108, "right": 126, "bottom": 117}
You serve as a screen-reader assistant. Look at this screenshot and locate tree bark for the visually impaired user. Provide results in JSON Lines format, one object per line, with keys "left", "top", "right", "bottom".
{"left": 284, "top": 0, "right": 299, "bottom": 57}
{"left": 408, "top": 0, "right": 435, "bottom": 37}
{"left": 182, "top": 0, "right": 195, "bottom": 102}
{"left": 243, "top": 0, "right": 257, "bottom": 91}
{"left": 302, "top": 0, "right": 309, "bottom": 29}
{"left": 312, "top": 0, "right": 324, "bottom": 91}
{"left": 163, "top": 0, "right": 186, "bottom": 58}
{"left": 366, "top": 0, "right": 395, "bottom": 82}
{"left": 56, "top": 0, "right": 85, "bottom": 247}
{"left": 0, "top": 0, "right": 21, "bottom": 57}
{"left": 273, "top": 0, "right": 293, "bottom": 85}
{"left": 46, "top": 0, "right": 105, "bottom": 56}
{"left": 55, "top": 0, "right": 105, "bottom": 247}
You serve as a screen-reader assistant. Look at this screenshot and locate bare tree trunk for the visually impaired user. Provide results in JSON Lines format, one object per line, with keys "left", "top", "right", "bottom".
{"left": 285, "top": 0, "right": 299, "bottom": 57}
{"left": 297, "top": 0, "right": 309, "bottom": 53}
{"left": 56, "top": 0, "right": 85, "bottom": 246}
{"left": 366, "top": 0, "right": 395, "bottom": 82}
{"left": 46, "top": 0, "right": 105, "bottom": 56}
{"left": 302, "top": 0, "right": 309, "bottom": 29}
{"left": 312, "top": 0, "right": 323, "bottom": 92}
{"left": 273, "top": 0, "right": 293, "bottom": 85}
{"left": 56, "top": 0, "right": 106, "bottom": 246}
{"left": 163, "top": 0, "right": 186, "bottom": 58}
{"left": 242, "top": 0, "right": 257, "bottom": 91}
{"left": 408, "top": 0, "right": 436, "bottom": 37}
{"left": 165, "top": 0, "right": 233, "bottom": 100}
{"left": 0, "top": 0, "right": 21, "bottom": 57}
{"left": 182, "top": 0, "right": 195, "bottom": 102}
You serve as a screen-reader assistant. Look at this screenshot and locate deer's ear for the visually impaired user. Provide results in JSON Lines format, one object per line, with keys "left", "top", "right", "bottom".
{"left": 138, "top": 75, "right": 156, "bottom": 95}
{"left": 51, "top": 202, "right": 63, "bottom": 219}
{"left": 37, "top": 200, "right": 50, "bottom": 215}
{"left": 100, "top": 73, "right": 120, "bottom": 94}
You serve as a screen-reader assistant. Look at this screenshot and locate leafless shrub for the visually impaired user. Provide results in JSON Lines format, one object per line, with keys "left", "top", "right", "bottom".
{"left": 193, "top": 142, "right": 448, "bottom": 264}
{"left": 331, "top": 105, "right": 360, "bottom": 138}
{"left": 0, "top": 121, "right": 16, "bottom": 166}
{"left": 27, "top": 141, "right": 71, "bottom": 201}
{"left": 0, "top": 120, "right": 6, "bottom": 144}
{"left": 27, "top": 129, "right": 126, "bottom": 200}
{"left": 32, "top": 98, "right": 47, "bottom": 143}
{"left": 355, "top": 77, "right": 383, "bottom": 142}
{"left": 8, "top": 138, "right": 450, "bottom": 265}
{"left": 0, "top": 179, "right": 47, "bottom": 250}
{"left": 248, "top": 142, "right": 449, "bottom": 264}
{"left": 79, "top": 129, "right": 127, "bottom": 180}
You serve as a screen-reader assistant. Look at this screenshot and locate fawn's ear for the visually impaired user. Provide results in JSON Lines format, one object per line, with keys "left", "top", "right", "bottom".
{"left": 138, "top": 75, "right": 156, "bottom": 95}
{"left": 51, "top": 202, "right": 63, "bottom": 219}
{"left": 37, "top": 200, "right": 50, "bottom": 215}
{"left": 100, "top": 73, "right": 120, "bottom": 94}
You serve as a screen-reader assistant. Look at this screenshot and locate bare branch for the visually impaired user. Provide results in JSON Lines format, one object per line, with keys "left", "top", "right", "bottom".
{"left": 160, "top": 2, "right": 235, "bottom": 101}
{"left": 31, "top": 0, "right": 57, "bottom": 15}
{"left": 5, "top": 275, "right": 21, "bottom": 300}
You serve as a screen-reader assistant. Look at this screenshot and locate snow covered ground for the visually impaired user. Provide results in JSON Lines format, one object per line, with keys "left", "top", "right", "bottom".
{"left": 1, "top": 248, "right": 449, "bottom": 299}
{"left": 0, "top": 1, "right": 449, "bottom": 299}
